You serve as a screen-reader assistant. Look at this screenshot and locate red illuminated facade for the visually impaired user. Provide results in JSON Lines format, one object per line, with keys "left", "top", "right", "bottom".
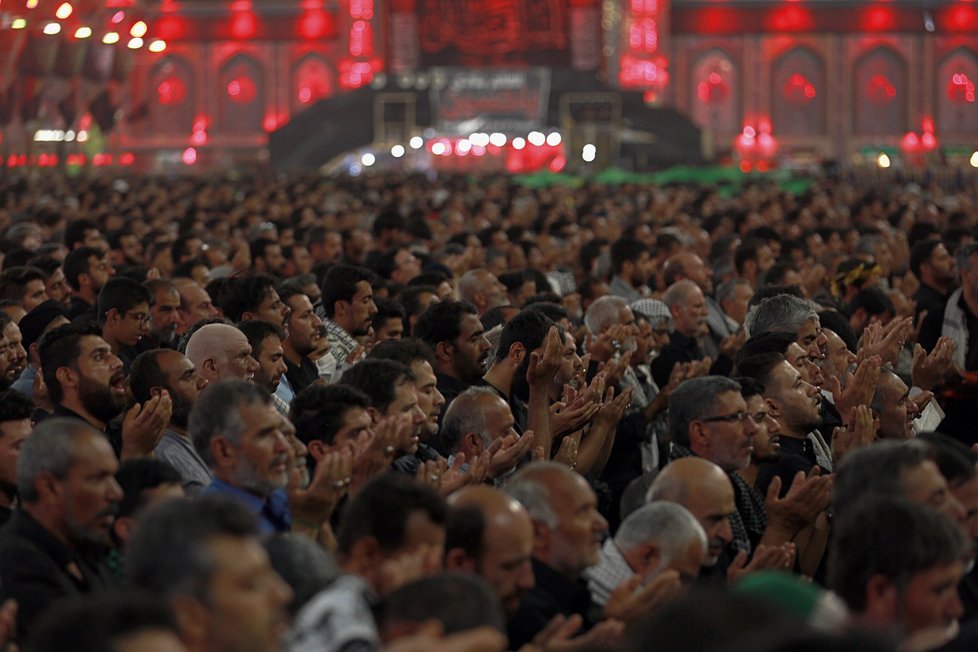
{"left": 1, "top": 0, "right": 977, "bottom": 168}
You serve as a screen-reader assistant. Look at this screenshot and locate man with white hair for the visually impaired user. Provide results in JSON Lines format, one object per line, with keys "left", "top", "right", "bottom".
{"left": 440, "top": 387, "right": 530, "bottom": 482}
{"left": 585, "top": 502, "right": 706, "bottom": 606}
{"left": 458, "top": 269, "right": 509, "bottom": 317}
{"left": 185, "top": 323, "right": 260, "bottom": 383}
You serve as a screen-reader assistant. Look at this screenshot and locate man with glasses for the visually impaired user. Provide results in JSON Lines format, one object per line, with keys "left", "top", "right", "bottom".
{"left": 666, "top": 376, "right": 824, "bottom": 577}
{"left": 96, "top": 277, "right": 152, "bottom": 375}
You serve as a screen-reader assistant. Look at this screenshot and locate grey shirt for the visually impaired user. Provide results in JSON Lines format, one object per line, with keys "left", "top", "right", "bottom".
{"left": 154, "top": 429, "right": 213, "bottom": 497}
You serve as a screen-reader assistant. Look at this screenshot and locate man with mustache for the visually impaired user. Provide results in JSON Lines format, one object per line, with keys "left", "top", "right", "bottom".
{"left": 184, "top": 323, "right": 260, "bottom": 384}
{"left": 415, "top": 300, "right": 492, "bottom": 417}
{"left": 144, "top": 280, "right": 183, "bottom": 349}
{"left": 0, "top": 418, "right": 123, "bottom": 641}
{"left": 191, "top": 379, "right": 293, "bottom": 534}
{"left": 129, "top": 349, "right": 212, "bottom": 496}
{"left": 39, "top": 323, "right": 171, "bottom": 460}
{"left": 319, "top": 264, "right": 378, "bottom": 381}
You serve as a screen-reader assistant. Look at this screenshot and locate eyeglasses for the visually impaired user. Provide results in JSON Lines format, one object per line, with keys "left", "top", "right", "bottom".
{"left": 126, "top": 312, "right": 151, "bottom": 325}
{"left": 700, "top": 411, "right": 754, "bottom": 424}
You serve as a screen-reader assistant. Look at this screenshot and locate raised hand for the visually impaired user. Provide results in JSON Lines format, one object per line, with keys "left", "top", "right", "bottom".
{"left": 553, "top": 435, "right": 580, "bottom": 469}
{"left": 912, "top": 336, "right": 958, "bottom": 391}
{"left": 289, "top": 445, "right": 352, "bottom": 533}
{"left": 832, "top": 404, "right": 876, "bottom": 465}
{"left": 765, "top": 468, "right": 832, "bottom": 535}
{"left": 726, "top": 542, "right": 797, "bottom": 584}
{"left": 121, "top": 390, "right": 172, "bottom": 459}
{"left": 832, "top": 355, "right": 881, "bottom": 417}
{"left": 488, "top": 430, "right": 535, "bottom": 479}
{"left": 603, "top": 571, "right": 682, "bottom": 623}
{"left": 528, "top": 326, "right": 563, "bottom": 387}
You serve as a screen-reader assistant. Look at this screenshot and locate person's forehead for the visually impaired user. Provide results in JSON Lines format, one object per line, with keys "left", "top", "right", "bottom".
{"left": 410, "top": 359, "right": 436, "bottom": 383}
{"left": 343, "top": 406, "right": 371, "bottom": 426}
{"left": 715, "top": 390, "right": 746, "bottom": 409}
{"left": 259, "top": 335, "right": 283, "bottom": 355}
{"left": 155, "top": 288, "right": 181, "bottom": 304}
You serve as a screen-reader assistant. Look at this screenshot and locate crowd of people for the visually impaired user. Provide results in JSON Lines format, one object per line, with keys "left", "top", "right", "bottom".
{"left": 0, "top": 170, "right": 975, "bottom": 651}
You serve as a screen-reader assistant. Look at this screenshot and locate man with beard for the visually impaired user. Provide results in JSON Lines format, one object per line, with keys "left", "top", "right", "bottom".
{"left": 911, "top": 240, "right": 957, "bottom": 323}
{"left": 0, "top": 390, "right": 33, "bottom": 525}
{"left": 873, "top": 366, "right": 920, "bottom": 440}
{"left": 279, "top": 285, "right": 324, "bottom": 396}
{"left": 144, "top": 280, "right": 183, "bottom": 349}
{"left": 219, "top": 275, "right": 291, "bottom": 337}
{"left": 238, "top": 320, "right": 290, "bottom": 414}
{"left": 735, "top": 377, "right": 783, "bottom": 490}
{"left": 172, "top": 278, "right": 221, "bottom": 335}
{"left": 192, "top": 379, "right": 293, "bottom": 534}
{"left": 0, "top": 312, "right": 27, "bottom": 389}
{"left": 609, "top": 237, "right": 653, "bottom": 303}
{"left": 39, "top": 323, "right": 172, "bottom": 460}
{"left": 652, "top": 280, "right": 734, "bottom": 387}
{"left": 320, "top": 265, "right": 377, "bottom": 380}
{"left": 129, "top": 349, "right": 212, "bottom": 495}
{"left": 184, "top": 323, "right": 260, "bottom": 384}
{"left": 415, "top": 300, "right": 492, "bottom": 415}
{"left": 63, "top": 246, "right": 113, "bottom": 322}
{"left": 733, "top": 352, "right": 826, "bottom": 497}
{"left": 458, "top": 269, "right": 510, "bottom": 318}
{"left": 0, "top": 417, "right": 123, "bottom": 641}
{"left": 481, "top": 309, "right": 562, "bottom": 458}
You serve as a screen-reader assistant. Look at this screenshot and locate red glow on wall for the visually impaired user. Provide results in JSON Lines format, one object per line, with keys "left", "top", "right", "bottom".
{"left": 66, "top": 154, "right": 86, "bottom": 166}
{"left": 156, "top": 77, "right": 186, "bottom": 105}
{"left": 768, "top": 6, "right": 813, "bottom": 32}
{"left": 620, "top": 55, "right": 669, "bottom": 88}
{"left": 783, "top": 73, "right": 816, "bottom": 104}
{"left": 226, "top": 76, "right": 256, "bottom": 103}
{"left": 182, "top": 147, "right": 197, "bottom": 165}
{"left": 867, "top": 73, "right": 896, "bottom": 103}
{"left": 299, "top": 9, "right": 331, "bottom": 39}
{"left": 155, "top": 15, "right": 185, "bottom": 40}
{"left": 631, "top": 0, "right": 658, "bottom": 11}
{"left": 697, "top": 72, "right": 729, "bottom": 103}
{"left": 339, "top": 60, "right": 374, "bottom": 89}
{"left": 119, "top": 152, "right": 135, "bottom": 166}
{"left": 231, "top": 10, "right": 257, "bottom": 39}
{"left": 298, "top": 76, "right": 330, "bottom": 104}
{"left": 93, "top": 153, "right": 113, "bottom": 166}
{"left": 620, "top": 0, "right": 668, "bottom": 94}
{"left": 349, "top": 20, "right": 373, "bottom": 57}
{"left": 947, "top": 5, "right": 978, "bottom": 31}
{"left": 948, "top": 73, "right": 976, "bottom": 103}
{"left": 350, "top": 0, "right": 373, "bottom": 20}
{"left": 629, "top": 17, "right": 659, "bottom": 53}
{"left": 862, "top": 6, "right": 896, "bottom": 31}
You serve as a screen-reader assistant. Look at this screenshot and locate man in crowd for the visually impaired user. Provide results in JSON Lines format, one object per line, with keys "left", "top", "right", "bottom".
{"left": 185, "top": 323, "right": 260, "bottom": 383}
{"left": 9, "top": 299, "right": 69, "bottom": 398}
{"left": 64, "top": 246, "right": 112, "bottom": 321}
{"left": 415, "top": 300, "right": 492, "bottom": 413}
{"left": 278, "top": 284, "right": 324, "bottom": 396}
{"left": 172, "top": 278, "right": 220, "bottom": 334}
{"left": 458, "top": 269, "right": 509, "bottom": 317}
{"left": 0, "top": 390, "right": 32, "bottom": 526}
{"left": 911, "top": 240, "right": 957, "bottom": 322}
{"left": 238, "top": 320, "right": 290, "bottom": 414}
{"left": 144, "top": 279, "right": 183, "bottom": 349}
{"left": 320, "top": 264, "right": 377, "bottom": 379}
{"left": 96, "top": 277, "right": 151, "bottom": 372}
{"left": 609, "top": 237, "right": 653, "bottom": 303}
{"left": 129, "top": 348, "right": 212, "bottom": 495}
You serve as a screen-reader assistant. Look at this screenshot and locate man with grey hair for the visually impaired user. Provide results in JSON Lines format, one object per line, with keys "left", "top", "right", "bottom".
{"left": 192, "top": 378, "right": 294, "bottom": 534}
{"left": 652, "top": 280, "right": 735, "bottom": 387}
{"left": 716, "top": 278, "right": 754, "bottom": 329}
{"left": 585, "top": 502, "right": 706, "bottom": 606}
{"left": 743, "top": 293, "right": 825, "bottom": 360}
{"left": 441, "top": 387, "right": 525, "bottom": 481}
{"left": 458, "top": 269, "right": 509, "bottom": 317}
{"left": 0, "top": 417, "right": 123, "bottom": 640}
{"left": 185, "top": 322, "right": 260, "bottom": 384}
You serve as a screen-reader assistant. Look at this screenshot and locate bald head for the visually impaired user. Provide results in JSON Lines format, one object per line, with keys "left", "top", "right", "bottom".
{"left": 185, "top": 324, "right": 258, "bottom": 383}
{"left": 647, "top": 458, "right": 735, "bottom": 566}
{"left": 446, "top": 485, "right": 535, "bottom": 615}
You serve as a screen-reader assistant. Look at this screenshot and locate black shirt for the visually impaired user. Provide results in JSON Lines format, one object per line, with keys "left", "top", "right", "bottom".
{"left": 436, "top": 372, "right": 471, "bottom": 415}
{"left": 47, "top": 404, "right": 124, "bottom": 459}
{"left": 0, "top": 509, "right": 112, "bottom": 642}
{"left": 67, "top": 297, "right": 96, "bottom": 324}
{"left": 507, "top": 558, "right": 598, "bottom": 650}
{"left": 914, "top": 283, "right": 949, "bottom": 324}
{"left": 650, "top": 330, "right": 733, "bottom": 388}
{"left": 755, "top": 434, "right": 818, "bottom": 498}
{"left": 284, "top": 356, "right": 320, "bottom": 396}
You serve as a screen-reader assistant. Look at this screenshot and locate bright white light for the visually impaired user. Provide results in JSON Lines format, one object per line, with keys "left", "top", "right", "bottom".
{"left": 546, "top": 132, "right": 562, "bottom": 146}
{"left": 74, "top": 26, "right": 92, "bottom": 38}
{"left": 103, "top": 31, "right": 120, "bottom": 44}
{"left": 127, "top": 37, "right": 143, "bottom": 49}
{"left": 65, "top": 130, "right": 76, "bottom": 141}
{"left": 456, "top": 139, "right": 471, "bottom": 154}
{"left": 55, "top": 2, "right": 72, "bottom": 19}
{"left": 11, "top": 18, "right": 26, "bottom": 29}
{"left": 489, "top": 132, "right": 506, "bottom": 147}
{"left": 77, "top": 130, "right": 89, "bottom": 142}
{"left": 34, "top": 130, "right": 65, "bottom": 142}
{"left": 43, "top": 22, "right": 61, "bottom": 35}
{"left": 391, "top": 145, "right": 405, "bottom": 158}
{"left": 512, "top": 137, "right": 526, "bottom": 150}
{"left": 409, "top": 136, "right": 423, "bottom": 149}
{"left": 582, "top": 144, "right": 596, "bottom": 162}
{"left": 148, "top": 39, "right": 166, "bottom": 52}
{"left": 361, "top": 153, "right": 376, "bottom": 166}
{"left": 130, "top": 20, "right": 147, "bottom": 37}
{"left": 431, "top": 142, "right": 446, "bottom": 156}
{"left": 469, "top": 132, "right": 489, "bottom": 147}
{"left": 971, "top": 152, "right": 978, "bottom": 168}
{"left": 877, "top": 153, "right": 891, "bottom": 168}
{"left": 528, "top": 131, "right": 545, "bottom": 146}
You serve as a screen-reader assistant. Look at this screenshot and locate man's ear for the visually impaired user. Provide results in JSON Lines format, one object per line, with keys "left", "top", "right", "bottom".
{"left": 169, "top": 595, "right": 210, "bottom": 648}
{"left": 765, "top": 397, "right": 783, "bottom": 419}
{"left": 241, "top": 310, "right": 256, "bottom": 321}
{"left": 366, "top": 406, "right": 382, "bottom": 426}
{"left": 35, "top": 471, "right": 62, "bottom": 503}
{"left": 688, "top": 421, "right": 710, "bottom": 452}
{"left": 334, "top": 300, "right": 350, "bottom": 319}
{"left": 56, "top": 366, "right": 78, "bottom": 392}
{"left": 509, "top": 342, "right": 526, "bottom": 366}
{"left": 435, "top": 341, "right": 455, "bottom": 365}
{"left": 201, "top": 357, "right": 219, "bottom": 379}
{"left": 308, "top": 440, "right": 328, "bottom": 462}
{"left": 210, "top": 436, "right": 236, "bottom": 471}
{"left": 106, "top": 308, "right": 122, "bottom": 326}
{"left": 864, "top": 574, "right": 898, "bottom": 624}
{"left": 444, "top": 547, "right": 478, "bottom": 573}
{"left": 530, "top": 519, "right": 551, "bottom": 557}
{"left": 113, "top": 516, "right": 135, "bottom": 547}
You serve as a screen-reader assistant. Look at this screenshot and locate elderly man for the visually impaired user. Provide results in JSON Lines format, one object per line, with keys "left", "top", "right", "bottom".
{"left": 585, "top": 502, "right": 706, "bottom": 606}
{"left": 172, "top": 278, "right": 220, "bottom": 335}
{"left": 458, "top": 269, "right": 509, "bottom": 317}
{"left": 652, "top": 280, "right": 735, "bottom": 387}
{"left": 191, "top": 379, "right": 293, "bottom": 534}
{"left": 504, "top": 462, "right": 610, "bottom": 649}
{"left": 440, "top": 387, "right": 532, "bottom": 482}
{"left": 0, "top": 418, "right": 122, "bottom": 640}
{"left": 128, "top": 496, "right": 293, "bottom": 652}
{"left": 444, "top": 485, "right": 536, "bottom": 616}
{"left": 184, "top": 323, "right": 260, "bottom": 383}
